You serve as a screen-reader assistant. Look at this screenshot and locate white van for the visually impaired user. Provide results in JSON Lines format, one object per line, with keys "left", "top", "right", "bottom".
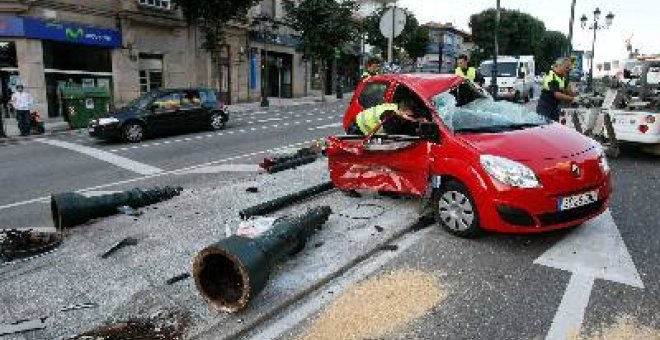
{"left": 480, "top": 56, "right": 535, "bottom": 102}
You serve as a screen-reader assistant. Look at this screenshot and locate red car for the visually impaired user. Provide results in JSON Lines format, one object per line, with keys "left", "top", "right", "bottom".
{"left": 328, "top": 74, "right": 612, "bottom": 237}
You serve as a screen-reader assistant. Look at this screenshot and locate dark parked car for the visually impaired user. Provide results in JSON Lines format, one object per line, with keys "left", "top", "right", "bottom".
{"left": 89, "top": 88, "right": 229, "bottom": 143}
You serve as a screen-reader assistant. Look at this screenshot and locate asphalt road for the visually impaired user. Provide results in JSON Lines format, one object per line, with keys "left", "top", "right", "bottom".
{"left": 0, "top": 100, "right": 347, "bottom": 230}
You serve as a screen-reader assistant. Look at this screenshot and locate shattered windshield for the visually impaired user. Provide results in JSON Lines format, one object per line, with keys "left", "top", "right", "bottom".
{"left": 432, "top": 93, "right": 550, "bottom": 133}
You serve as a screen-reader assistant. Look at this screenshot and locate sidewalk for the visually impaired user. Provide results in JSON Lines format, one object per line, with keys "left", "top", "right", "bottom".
{"left": 0, "top": 159, "right": 427, "bottom": 339}
{"left": 0, "top": 92, "right": 353, "bottom": 141}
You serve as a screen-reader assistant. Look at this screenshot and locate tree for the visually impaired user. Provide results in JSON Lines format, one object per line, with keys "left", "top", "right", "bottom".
{"left": 173, "top": 0, "right": 261, "bottom": 97}
{"left": 283, "top": 0, "right": 360, "bottom": 101}
{"left": 363, "top": 6, "right": 428, "bottom": 63}
{"left": 535, "top": 30, "right": 572, "bottom": 74}
{"left": 469, "top": 8, "right": 546, "bottom": 62}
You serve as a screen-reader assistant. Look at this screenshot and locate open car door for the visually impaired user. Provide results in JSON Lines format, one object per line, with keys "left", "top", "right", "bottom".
{"left": 326, "top": 134, "right": 431, "bottom": 196}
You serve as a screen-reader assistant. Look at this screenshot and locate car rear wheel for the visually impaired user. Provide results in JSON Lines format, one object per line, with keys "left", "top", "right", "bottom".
{"left": 433, "top": 181, "right": 482, "bottom": 238}
{"left": 122, "top": 122, "right": 144, "bottom": 143}
{"left": 210, "top": 112, "right": 226, "bottom": 130}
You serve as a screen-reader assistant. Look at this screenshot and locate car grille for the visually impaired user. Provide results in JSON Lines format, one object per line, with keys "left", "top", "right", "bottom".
{"left": 537, "top": 200, "right": 605, "bottom": 226}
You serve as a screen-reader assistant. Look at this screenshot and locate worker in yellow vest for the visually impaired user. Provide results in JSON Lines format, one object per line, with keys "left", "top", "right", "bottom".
{"left": 455, "top": 54, "right": 485, "bottom": 86}
{"left": 347, "top": 99, "right": 426, "bottom": 136}
{"left": 536, "top": 58, "right": 579, "bottom": 121}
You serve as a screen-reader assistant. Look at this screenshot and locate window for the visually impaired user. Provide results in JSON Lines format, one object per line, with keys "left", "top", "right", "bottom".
{"left": 139, "top": 54, "right": 163, "bottom": 94}
{"left": 138, "top": 0, "right": 171, "bottom": 10}
{"left": 153, "top": 92, "right": 181, "bottom": 110}
{"left": 358, "top": 81, "right": 389, "bottom": 109}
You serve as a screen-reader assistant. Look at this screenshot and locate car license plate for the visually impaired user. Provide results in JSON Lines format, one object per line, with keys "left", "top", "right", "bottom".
{"left": 558, "top": 190, "right": 598, "bottom": 211}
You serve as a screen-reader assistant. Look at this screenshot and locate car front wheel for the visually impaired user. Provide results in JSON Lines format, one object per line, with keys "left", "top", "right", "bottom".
{"left": 433, "top": 181, "right": 482, "bottom": 238}
{"left": 210, "top": 111, "right": 226, "bottom": 130}
{"left": 122, "top": 122, "right": 144, "bottom": 143}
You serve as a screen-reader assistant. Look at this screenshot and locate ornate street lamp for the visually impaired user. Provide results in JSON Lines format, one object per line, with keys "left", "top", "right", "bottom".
{"left": 251, "top": 15, "right": 279, "bottom": 107}
{"left": 581, "top": 7, "right": 614, "bottom": 91}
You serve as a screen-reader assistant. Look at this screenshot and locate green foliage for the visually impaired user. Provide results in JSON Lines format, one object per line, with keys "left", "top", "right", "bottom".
{"left": 363, "top": 6, "right": 429, "bottom": 62}
{"left": 469, "top": 8, "right": 571, "bottom": 74}
{"left": 282, "top": 0, "right": 360, "bottom": 60}
{"left": 536, "top": 30, "right": 572, "bottom": 73}
{"left": 173, "top": 0, "right": 261, "bottom": 51}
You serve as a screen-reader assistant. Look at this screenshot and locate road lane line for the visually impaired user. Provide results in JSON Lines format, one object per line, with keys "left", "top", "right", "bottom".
{"left": 36, "top": 139, "right": 163, "bottom": 175}
{"left": 308, "top": 122, "right": 342, "bottom": 131}
{"left": 257, "top": 118, "right": 283, "bottom": 123}
{"left": 0, "top": 139, "right": 322, "bottom": 211}
{"left": 545, "top": 273, "right": 594, "bottom": 340}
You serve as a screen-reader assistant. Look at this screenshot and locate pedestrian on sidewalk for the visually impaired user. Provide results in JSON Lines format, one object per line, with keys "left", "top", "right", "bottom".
{"left": 10, "top": 85, "right": 34, "bottom": 136}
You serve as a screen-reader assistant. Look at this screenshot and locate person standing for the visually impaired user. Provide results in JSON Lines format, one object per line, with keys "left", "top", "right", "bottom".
{"left": 536, "top": 58, "right": 579, "bottom": 121}
{"left": 362, "top": 57, "right": 382, "bottom": 80}
{"left": 10, "top": 85, "right": 33, "bottom": 136}
{"left": 455, "top": 54, "right": 485, "bottom": 86}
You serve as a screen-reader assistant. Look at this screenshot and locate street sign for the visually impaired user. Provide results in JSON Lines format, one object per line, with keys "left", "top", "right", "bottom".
{"left": 379, "top": 7, "right": 406, "bottom": 39}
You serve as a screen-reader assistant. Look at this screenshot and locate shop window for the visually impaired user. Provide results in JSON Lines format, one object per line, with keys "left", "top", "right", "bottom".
{"left": 43, "top": 41, "right": 112, "bottom": 72}
{"left": 138, "top": 0, "right": 171, "bottom": 9}
{"left": 139, "top": 54, "right": 163, "bottom": 94}
{"left": 0, "top": 42, "right": 17, "bottom": 68}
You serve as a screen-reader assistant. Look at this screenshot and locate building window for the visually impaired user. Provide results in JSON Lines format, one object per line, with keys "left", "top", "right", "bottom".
{"left": 139, "top": 54, "right": 163, "bottom": 94}
{"left": 138, "top": 0, "right": 171, "bottom": 10}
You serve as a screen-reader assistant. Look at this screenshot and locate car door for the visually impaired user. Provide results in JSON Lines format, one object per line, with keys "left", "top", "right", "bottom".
{"left": 178, "top": 89, "right": 207, "bottom": 130}
{"left": 343, "top": 80, "right": 392, "bottom": 131}
{"left": 146, "top": 92, "right": 182, "bottom": 134}
{"left": 329, "top": 82, "right": 433, "bottom": 197}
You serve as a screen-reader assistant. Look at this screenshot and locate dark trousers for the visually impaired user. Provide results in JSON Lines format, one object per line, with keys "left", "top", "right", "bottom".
{"left": 536, "top": 101, "right": 560, "bottom": 121}
{"left": 16, "top": 110, "right": 31, "bottom": 136}
{"left": 347, "top": 121, "right": 364, "bottom": 136}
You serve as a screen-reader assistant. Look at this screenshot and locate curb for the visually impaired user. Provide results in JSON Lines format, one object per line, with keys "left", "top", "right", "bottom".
{"left": 196, "top": 212, "right": 434, "bottom": 340}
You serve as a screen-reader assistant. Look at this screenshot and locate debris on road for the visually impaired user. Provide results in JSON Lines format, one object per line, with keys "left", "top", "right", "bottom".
{"left": 100, "top": 237, "right": 140, "bottom": 259}
{"left": 0, "top": 303, "right": 98, "bottom": 336}
{"left": 379, "top": 244, "right": 399, "bottom": 252}
{"left": 72, "top": 311, "right": 190, "bottom": 340}
{"left": 259, "top": 146, "right": 321, "bottom": 173}
{"left": 236, "top": 217, "right": 280, "bottom": 238}
{"left": 51, "top": 186, "right": 183, "bottom": 229}
{"left": 239, "top": 181, "right": 334, "bottom": 220}
{"left": 193, "top": 206, "right": 332, "bottom": 313}
{"left": 298, "top": 268, "right": 444, "bottom": 340}
{"left": 374, "top": 225, "right": 384, "bottom": 232}
{"left": 166, "top": 273, "right": 191, "bottom": 285}
{"left": 267, "top": 155, "right": 318, "bottom": 174}
{"left": 0, "top": 229, "right": 62, "bottom": 263}
{"left": 245, "top": 187, "right": 259, "bottom": 193}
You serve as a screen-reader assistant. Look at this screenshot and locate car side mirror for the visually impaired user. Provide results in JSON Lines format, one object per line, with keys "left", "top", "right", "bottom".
{"left": 419, "top": 122, "right": 441, "bottom": 143}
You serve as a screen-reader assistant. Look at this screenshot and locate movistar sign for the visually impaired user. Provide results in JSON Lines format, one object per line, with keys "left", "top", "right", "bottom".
{"left": 20, "top": 17, "right": 121, "bottom": 48}
{"left": 65, "top": 28, "right": 85, "bottom": 40}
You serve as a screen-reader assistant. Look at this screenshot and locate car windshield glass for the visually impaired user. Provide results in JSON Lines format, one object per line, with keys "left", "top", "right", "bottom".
{"left": 431, "top": 93, "right": 549, "bottom": 133}
{"left": 480, "top": 62, "right": 518, "bottom": 77}
{"left": 123, "top": 92, "right": 156, "bottom": 110}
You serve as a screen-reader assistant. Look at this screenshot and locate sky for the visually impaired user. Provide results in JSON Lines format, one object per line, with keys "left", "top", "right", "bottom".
{"left": 395, "top": 0, "right": 659, "bottom": 65}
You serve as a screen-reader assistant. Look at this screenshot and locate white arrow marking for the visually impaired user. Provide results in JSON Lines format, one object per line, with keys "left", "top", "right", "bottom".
{"left": 535, "top": 209, "right": 643, "bottom": 340}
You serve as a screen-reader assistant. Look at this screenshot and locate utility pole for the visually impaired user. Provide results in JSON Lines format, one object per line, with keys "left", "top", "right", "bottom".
{"left": 490, "top": 0, "right": 500, "bottom": 98}
{"left": 567, "top": 0, "right": 577, "bottom": 51}
{"left": 437, "top": 31, "right": 443, "bottom": 73}
{"left": 388, "top": 1, "right": 396, "bottom": 65}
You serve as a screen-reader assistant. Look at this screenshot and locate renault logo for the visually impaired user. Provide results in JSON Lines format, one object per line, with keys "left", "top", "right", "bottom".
{"left": 571, "top": 163, "right": 581, "bottom": 177}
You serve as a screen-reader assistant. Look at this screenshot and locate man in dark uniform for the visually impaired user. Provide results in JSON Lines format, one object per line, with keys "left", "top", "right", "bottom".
{"left": 537, "top": 58, "right": 579, "bottom": 121}
{"left": 362, "top": 57, "right": 381, "bottom": 80}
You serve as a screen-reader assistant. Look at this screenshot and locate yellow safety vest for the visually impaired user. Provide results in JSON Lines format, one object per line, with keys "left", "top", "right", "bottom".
{"left": 455, "top": 67, "right": 477, "bottom": 81}
{"left": 356, "top": 103, "right": 399, "bottom": 135}
{"left": 541, "top": 70, "right": 566, "bottom": 91}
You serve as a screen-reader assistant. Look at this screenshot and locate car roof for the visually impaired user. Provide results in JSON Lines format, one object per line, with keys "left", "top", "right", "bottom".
{"left": 155, "top": 87, "right": 215, "bottom": 93}
{"left": 366, "top": 73, "right": 465, "bottom": 100}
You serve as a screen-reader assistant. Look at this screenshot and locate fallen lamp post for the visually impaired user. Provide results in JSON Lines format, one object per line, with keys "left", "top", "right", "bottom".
{"left": 192, "top": 206, "right": 332, "bottom": 312}
{"left": 239, "top": 181, "right": 334, "bottom": 220}
{"left": 51, "top": 186, "right": 183, "bottom": 229}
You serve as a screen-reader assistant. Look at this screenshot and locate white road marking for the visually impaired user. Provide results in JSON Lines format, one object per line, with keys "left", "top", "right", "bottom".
{"left": 535, "top": 209, "right": 644, "bottom": 340}
{"left": 283, "top": 123, "right": 290, "bottom": 126}
{"left": 195, "top": 136, "right": 203, "bottom": 139}
{"left": 308, "top": 122, "right": 342, "bottom": 131}
{"left": 0, "top": 139, "right": 322, "bottom": 211}
{"left": 250, "top": 127, "right": 257, "bottom": 131}
{"left": 184, "top": 137, "right": 192, "bottom": 141}
{"left": 205, "top": 134, "right": 213, "bottom": 138}
{"left": 152, "top": 142, "right": 161, "bottom": 146}
{"left": 239, "top": 129, "right": 246, "bottom": 133}
{"left": 163, "top": 141, "right": 171, "bottom": 144}
{"left": 246, "top": 228, "right": 431, "bottom": 340}
{"left": 294, "top": 121, "right": 301, "bottom": 125}
{"left": 271, "top": 124, "right": 279, "bottom": 128}
{"left": 305, "top": 119, "right": 312, "bottom": 123}
{"left": 178, "top": 164, "right": 261, "bottom": 174}
{"left": 258, "top": 118, "right": 283, "bottom": 123}
{"left": 36, "top": 139, "right": 163, "bottom": 175}
{"left": 261, "top": 126, "right": 268, "bottom": 129}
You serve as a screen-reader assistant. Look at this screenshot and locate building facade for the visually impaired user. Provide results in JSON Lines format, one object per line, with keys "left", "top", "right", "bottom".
{"left": 419, "top": 22, "right": 472, "bottom": 74}
{"left": 0, "top": 0, "right": 309, "bottom": 125}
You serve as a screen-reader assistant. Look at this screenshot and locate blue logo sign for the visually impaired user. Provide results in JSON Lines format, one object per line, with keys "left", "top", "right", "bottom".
{"left": 1, "top": 17, "right": 123, "bottom": 48}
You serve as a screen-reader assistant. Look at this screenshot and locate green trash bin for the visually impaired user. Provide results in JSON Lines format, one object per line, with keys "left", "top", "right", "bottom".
{"left": 60, "top": 87, "right": 111, "bottom": 129}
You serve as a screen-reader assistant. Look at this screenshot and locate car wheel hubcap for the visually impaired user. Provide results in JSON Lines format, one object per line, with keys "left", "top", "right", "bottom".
{"left": 438, "top": 191, "right": 474, "bottom": 231}
{"left": 127, "top": 125, "right": 142, "bottom": 141}
{"left": 212, "top": 114, "right": 224, "bottom": 129}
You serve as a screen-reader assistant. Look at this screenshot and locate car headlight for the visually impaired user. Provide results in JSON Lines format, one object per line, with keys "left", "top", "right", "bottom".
{"left": 480, "top": 155, "right": 541, "bottom": 188}
{"left": 98, "top": 117, "right": 119, "bottom": 125}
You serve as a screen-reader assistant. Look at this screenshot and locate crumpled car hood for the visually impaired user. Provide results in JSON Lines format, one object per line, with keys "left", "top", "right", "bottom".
{"left": 457, "top": 123, "right": 595, "bottom": 161}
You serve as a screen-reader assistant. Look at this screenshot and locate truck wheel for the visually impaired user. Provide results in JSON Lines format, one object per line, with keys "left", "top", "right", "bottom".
{"left": 514, "top": 91, "right": 521, "bottom": 103}
{"left": 122, "top": 122, "right": 144, "bottom": 143}
{"left": 433, "top": 181, "right": 483, "bottom": 238}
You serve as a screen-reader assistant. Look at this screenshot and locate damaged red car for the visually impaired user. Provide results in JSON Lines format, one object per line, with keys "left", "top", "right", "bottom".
{"left": 327, "top": 74, "right": 612, "bottom": 237}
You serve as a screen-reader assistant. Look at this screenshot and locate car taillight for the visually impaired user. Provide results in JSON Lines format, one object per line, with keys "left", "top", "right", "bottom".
{"left": 645, "top": 115, "right": 656, "bottom": 124}
{"left": 639, "top": 125, "right": 649, "bottom": 133}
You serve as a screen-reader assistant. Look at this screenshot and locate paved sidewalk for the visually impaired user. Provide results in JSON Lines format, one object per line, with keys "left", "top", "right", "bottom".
{"left": 0, "top": 159, "right": 428, "bottom": 339}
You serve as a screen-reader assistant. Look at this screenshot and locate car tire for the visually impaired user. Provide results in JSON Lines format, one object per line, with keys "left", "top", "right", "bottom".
{"left": 433, "top": 180, "right": 483, "bottom": 238}
{"left": 122, "top": 122, "right": 144, "bottom": 143}
{"left": 514, "top": 91, "right": 521, "bottom": 103}
{"left": 210, "top": 111, "right": 226, "bottom": 130}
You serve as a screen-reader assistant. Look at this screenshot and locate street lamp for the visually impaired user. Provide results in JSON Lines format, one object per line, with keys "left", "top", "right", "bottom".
{"left": 251, "top": 14, "right": 279, "bottom": 107}
{"left": 434, "top": 30, "right": 444, "bottom": 74}
{"left": 581, "top": 7, "right": 614, "bottom": 91}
